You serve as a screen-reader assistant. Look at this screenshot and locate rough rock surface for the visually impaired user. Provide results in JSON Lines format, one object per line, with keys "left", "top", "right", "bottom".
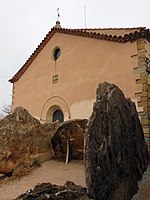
{"left": 85, "top": 82, "right": 148, "bottom": 200}
{"left": 15, "top": 181, "right": 88, "bottom": 200}
{"left": 51, "top": 119, "right": 88, "bottom": 162}
{"left": 0, "top": 107, "right": 59, "bottom": 176}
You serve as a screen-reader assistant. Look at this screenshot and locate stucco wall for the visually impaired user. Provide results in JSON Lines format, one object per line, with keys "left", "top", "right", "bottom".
{"left": 12, "top": 33, "right": 138, "bottom": 121}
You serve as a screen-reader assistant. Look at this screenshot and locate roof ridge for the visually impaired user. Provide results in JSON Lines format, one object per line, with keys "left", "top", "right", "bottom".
{"left": 78, "top": 27, "right": 146, "bottom": 31}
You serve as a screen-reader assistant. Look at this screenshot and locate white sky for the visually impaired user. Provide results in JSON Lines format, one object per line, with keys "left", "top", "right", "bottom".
{"left": 0, "top": 0, "right": 150, "bottom": 111}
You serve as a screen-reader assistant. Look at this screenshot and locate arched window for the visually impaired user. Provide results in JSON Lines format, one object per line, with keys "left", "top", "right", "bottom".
{"left": 52, "top": 109, "right": 64, "bottom": 123}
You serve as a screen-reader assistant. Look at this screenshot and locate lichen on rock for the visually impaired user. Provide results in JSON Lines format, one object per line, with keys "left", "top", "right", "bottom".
{"left": 85, "top": 82, "right": 148, "bottom": 200}
{"left": 0, "top": 107, "right": 59, "bottom": 176}
{"left": 15, "top": 181, "right": 88, "bottom": 200}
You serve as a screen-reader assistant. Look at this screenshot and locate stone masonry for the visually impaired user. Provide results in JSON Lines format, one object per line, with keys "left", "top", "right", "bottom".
{"left": 134, "top": 39, "right": 150, "bottom": 156}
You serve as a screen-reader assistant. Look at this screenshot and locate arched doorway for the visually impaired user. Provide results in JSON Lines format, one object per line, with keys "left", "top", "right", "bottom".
{"left": 40, "top": 96, "right": 71, "bottom": 122}
{"left": 52, "top": 109, "right": 64, "bottom": 123}
{"left": 46, "top": 105, "right": 64, "bottom": 123}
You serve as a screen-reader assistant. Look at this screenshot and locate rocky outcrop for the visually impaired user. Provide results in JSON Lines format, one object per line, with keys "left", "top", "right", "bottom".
{"left": 0, "top": 107, "right": 59, "bottom": 176}
{"left": 85, "top": 82, "right": 148, "bottom": 200}
{"left": 51, "top": 119, "right": 87, "bottom": 163}
{"left": 15, "top": 181, "right": 88, "bottom": 200}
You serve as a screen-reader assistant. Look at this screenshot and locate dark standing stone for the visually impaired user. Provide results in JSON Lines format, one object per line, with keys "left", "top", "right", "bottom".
{"left": 85, "top": 82, "right": 148, "bottom": 200}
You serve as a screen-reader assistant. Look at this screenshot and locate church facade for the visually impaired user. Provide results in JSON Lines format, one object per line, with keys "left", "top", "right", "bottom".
{"left": 9, "top": 22, "right": 150, "bottom": 151}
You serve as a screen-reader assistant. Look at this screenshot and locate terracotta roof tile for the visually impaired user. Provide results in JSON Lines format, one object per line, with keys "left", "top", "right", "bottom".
{"left": 9, "top": 26, "right": 150, "bottom": 83}
{"left": 80, "top": 27, "right": 146, "bottom": 36}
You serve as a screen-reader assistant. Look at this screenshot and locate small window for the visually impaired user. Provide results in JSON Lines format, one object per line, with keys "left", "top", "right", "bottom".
{"left": 52, "top": 74, "right": 59, "bottom": 84}
{"left": 53, "top": 47, "right": 61, "bottom": 61}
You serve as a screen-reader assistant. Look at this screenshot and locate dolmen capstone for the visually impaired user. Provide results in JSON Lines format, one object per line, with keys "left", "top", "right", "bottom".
{"left": 85, "top": 82, "right": 148, "bottom": 200}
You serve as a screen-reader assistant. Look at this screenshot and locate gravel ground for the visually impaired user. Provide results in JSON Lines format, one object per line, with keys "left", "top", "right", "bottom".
{"left": 0, "top": 160, "right": 85, "bottom": 200}
{"left": 0, "top": 160, "right": 149, "bottom": 200}
{"left": 132, "top": 164, "right": 150, "bottom": 200}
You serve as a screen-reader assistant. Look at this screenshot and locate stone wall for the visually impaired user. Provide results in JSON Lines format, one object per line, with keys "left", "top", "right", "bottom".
{"left": 134, "top": 39, "right": 150, "bottom": 156}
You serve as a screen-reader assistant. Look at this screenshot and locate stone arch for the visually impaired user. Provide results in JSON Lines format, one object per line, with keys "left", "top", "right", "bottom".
{"left": 40, "top": 96, "right": 71, "bottom": 122}
{"left": 46, "top": 105, "right": 64, "bottom": 123}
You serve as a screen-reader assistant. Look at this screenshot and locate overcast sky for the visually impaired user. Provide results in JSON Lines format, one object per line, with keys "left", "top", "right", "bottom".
{"left": 0, "top": 0, "right": 150, "bottom": 111}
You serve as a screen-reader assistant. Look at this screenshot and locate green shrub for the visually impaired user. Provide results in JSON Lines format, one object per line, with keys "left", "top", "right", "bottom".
{"left": 33, "top": 159, "right": 41, "bottom": 167}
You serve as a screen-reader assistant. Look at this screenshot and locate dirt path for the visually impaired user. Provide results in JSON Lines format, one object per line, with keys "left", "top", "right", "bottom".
{"left": 0, "top": 160, "right": 85, "bottom": 200}
{"left": 0, "top": 160, "right": 149, "bottom": 200}
{"left": 132, "top": 164, "right": 150, "bottom": 200}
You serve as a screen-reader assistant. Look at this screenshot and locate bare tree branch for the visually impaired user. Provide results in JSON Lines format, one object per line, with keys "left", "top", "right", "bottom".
{"left": 0, "top": 103, "right": 12, "bottom": 118}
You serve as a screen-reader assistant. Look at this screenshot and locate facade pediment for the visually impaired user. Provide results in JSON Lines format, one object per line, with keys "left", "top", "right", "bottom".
{"left": 9, "top": 24, "right": 150, "bottom": 83}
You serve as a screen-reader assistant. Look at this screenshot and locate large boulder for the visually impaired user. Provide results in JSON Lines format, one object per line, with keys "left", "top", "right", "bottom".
{"left": 85, "top": 82, "right": 148, "bottom": 200}
{"left": 15, "top": 181, "right": 88, "bottom": 200}
{"left": 51, "top": 119, "right": 88, "bottom": 163}
{"left": 0, "top": 107, "right": 59, "bottom": 176}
